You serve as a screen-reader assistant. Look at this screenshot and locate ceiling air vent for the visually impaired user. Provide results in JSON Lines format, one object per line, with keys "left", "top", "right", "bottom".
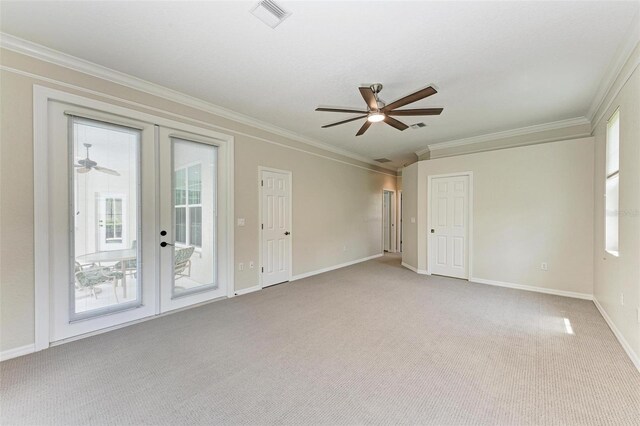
{"left": 410, "top": 123, "right": 427, "bottom": 129}
{"left": 251, "top": 0, "right": 292, "bottom": 28}
{"left": 374, "top": 158, "right": 392, "bottom": 163}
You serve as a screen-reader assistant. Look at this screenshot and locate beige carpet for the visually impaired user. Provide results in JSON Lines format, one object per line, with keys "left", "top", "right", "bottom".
{"left": 1, "top": 254, "right": 639, "bottom": 425}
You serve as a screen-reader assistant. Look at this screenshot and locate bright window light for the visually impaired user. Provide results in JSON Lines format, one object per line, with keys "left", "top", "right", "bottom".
{"left": 564, "top": 318, "right": 574, "bottom": 335}
{"left": 605, "top": 109, "right": 620, "bottom": 256}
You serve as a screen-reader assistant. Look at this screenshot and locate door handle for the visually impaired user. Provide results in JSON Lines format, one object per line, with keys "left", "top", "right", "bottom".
{"left": 284, "top": 231, "right": 290, "bottom": 235}
{"left": 160, "top": 242, "right": 174, "bottom": 247}
{"left": 430, "top": 229, "right": 435, "bottom": 233}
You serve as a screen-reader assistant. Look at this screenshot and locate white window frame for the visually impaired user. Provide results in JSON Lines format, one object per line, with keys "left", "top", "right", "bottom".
{"left": 605, "top": 108, "right": 620, "bottom": 257}
{"left": 174, "top": 162, "right": 203, "bottom": 249}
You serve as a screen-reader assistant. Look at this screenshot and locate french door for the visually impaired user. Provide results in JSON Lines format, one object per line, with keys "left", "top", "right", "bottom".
{"left": 158, "top": 127, "right": 230, "bottom": 312}
{"left": 46, "top": 97, "right": 232, "bottom": 343}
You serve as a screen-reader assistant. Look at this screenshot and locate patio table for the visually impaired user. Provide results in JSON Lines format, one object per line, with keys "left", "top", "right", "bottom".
{"left": 76, "top": 249, "right": 137, "bottom": 298}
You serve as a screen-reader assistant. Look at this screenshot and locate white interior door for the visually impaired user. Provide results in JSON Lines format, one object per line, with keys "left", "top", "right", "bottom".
{"left": 261, "top": 169, "right": 291, "bottom": 287}
{"left": 383, "top": 192, "right": 391, "bottom": 251}
{"left": 399, "top": 192, "right": 403, "bottom": 253}
{"left": 48, "top": 102, "right": 158, "bottom": 342}
{"left": 429, "top": 175, "right": 469, "bottom": 279}
{"left": 383, "top": 190, "right": 395, "bottom": 253}
{"left": 158, "top": 127, "right": 230, "bottom": 312}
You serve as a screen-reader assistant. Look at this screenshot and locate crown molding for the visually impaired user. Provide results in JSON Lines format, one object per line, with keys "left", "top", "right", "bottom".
{"left": 415, "top": 116, "right": 590, "bottom": 156}
{"left": 0, "top": 32, "right": 397, "bottom": 172}
{"left": 586, "top": 10, "right": 640, "bottom": 124}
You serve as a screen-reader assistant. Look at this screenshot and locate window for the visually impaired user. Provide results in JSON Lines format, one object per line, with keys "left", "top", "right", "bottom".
{"left": 104, "top": 197, "right": 124, "bottom": 244}
{"left": 605, "top": 109, "right": 619, "bottom": 256}
{"left": 175, "top": 163, "right": 202, "bottom": 247}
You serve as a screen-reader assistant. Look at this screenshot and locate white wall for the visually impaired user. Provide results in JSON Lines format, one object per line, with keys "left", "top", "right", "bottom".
{"left": 401, "top": 164, "right": 418, "bottom": 269}
{"left": 404, "top": 137, "right": 595, "bottom": 297}
{"left": 592, "top": 45, "right": 640, "bottom": 363}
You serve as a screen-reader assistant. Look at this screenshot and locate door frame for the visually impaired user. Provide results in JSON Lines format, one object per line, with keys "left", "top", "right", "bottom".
{"left": 382, "top": 189, "right": 396, "bottom": 253}
{"left": 426, "top": 172, "right": 473, "bottom": 278}
{"left": 398, "top": 190, "right": 403, "bottom": 253}
{"left": 33, "top": 86, "right": 235, "bottom": 351}
{"left": 258, "top": 166, "right": 293, "bottom": 288}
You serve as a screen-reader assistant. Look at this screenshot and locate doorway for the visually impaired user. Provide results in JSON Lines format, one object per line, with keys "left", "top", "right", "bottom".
{"left": 427, "top": 173, "right": 471, "bottom": 279}
{"left": 36, "top": 87, "right": 234, "bottom": 348}
{"left": 398, "top": 191, "right": 403, "bottom": 253}
{"left": 383, "top": 189, "right": 396, "bottom": 252}
{"left": 259, "top": 168, "right": 292, "bottom": 288}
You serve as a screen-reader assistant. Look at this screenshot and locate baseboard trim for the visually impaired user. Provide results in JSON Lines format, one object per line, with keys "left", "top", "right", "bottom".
{"left": 470, "top": 277, "right": 593, "bottom": 300}
{"left": 401, "top": 262, "right": 429, "bottom": 275}
{"left": 0, "top": 344, "right": 35, "bottom": 362}
{"left": 401, "top": 262, "right": 417, "bottom": 272}
{"left": 593, "top": 297, "right": 640, "bottom": 372}
{"left": 234, "top": 285, "right": 261, "bottom": 296}
{"left": 291, "top": 254, "right": 383, "bottom": 281}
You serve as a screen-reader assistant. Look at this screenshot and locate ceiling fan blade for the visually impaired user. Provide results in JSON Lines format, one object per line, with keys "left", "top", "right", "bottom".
{"left": 94, "top": 166, "right": 121, "bottom": 176}
{"left": 383, "top": 116, "right": 409, "bottom": 131}
{"left": 322, "top": 115, "right": 368, "bottom": 128}
{"left": 316, "top": 107, "right": 368, "bottom": 114}
{"left": 358, "top": 87, "right": 378, "bottom": 110}
{"left": 356, "top": 120, "right": 372, "bottom": 136}
{"left": 386, "top": 108, "right": 443, "bottom": 116}
{"left": 383, "top": 86, "right": 437, "bottom": 112}
{"left": 76, "top": 167, "right": 91, "bottom": 174}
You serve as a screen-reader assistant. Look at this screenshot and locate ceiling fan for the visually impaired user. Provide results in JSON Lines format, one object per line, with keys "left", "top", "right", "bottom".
{"left": 316, "top": 83, "right": 443, "bottom": 136}
{"left": 75, "top": 143, "right": 120, "bottom": 176}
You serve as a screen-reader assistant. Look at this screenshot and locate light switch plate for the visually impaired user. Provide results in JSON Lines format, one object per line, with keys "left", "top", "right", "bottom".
{"left": 411, "top": 217, "right": 416, "bottom": 223}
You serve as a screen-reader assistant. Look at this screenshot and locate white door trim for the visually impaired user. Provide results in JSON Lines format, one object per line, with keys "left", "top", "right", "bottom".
{"left": 382, "top": 189, "right": 396, "bottom": 253}
{"left": 258, "top": 166, "right": 293, "bottom": 288}
{"left": 33, "top": 85, "right": 234, "bottom": 352}
{"left": 426, "top": 172, "right": 474, "bottom": 278}
{"left": 397, "top": 190, "right": 403, "bottom": 253}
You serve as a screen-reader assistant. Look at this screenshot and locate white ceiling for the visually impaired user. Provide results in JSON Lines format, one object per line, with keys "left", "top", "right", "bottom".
{"left": 2, "top": 1, "right": 638, "bottom": 168}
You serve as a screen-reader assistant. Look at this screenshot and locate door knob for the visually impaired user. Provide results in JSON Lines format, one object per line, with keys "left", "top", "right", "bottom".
{"left": 284, "top": 231, "right": 291, "bottom": 235}
{"left": 160, "top": 230, "right": 167, "bottom": 236}
{"left": 430, "top": 229, "right": 435, "bottom": 233}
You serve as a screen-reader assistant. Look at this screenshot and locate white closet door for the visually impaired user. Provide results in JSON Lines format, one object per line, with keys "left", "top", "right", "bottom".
{"left": 261, "top": 169, "right": 291, "bottom": 287}
{"left": 430, "top": 175, "right": 469, "bottom": 279}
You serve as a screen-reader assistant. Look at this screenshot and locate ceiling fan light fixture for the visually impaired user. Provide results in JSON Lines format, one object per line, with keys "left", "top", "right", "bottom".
{"left": 367, "top": 112, "right": 385, "bottom": 123}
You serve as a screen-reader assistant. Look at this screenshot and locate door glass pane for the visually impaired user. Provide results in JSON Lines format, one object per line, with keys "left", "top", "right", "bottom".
{"left": 172, "top": 138, "right": 216, "bottom": 297}
{"left": 71, "top": 117, "right": 141, "bottom": 319}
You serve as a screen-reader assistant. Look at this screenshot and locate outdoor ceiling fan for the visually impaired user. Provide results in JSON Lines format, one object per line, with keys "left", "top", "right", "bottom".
{"left": 316, "top": 83, "right": 443, "bottom": 136}
{"left": 74, "top": 143, "right": 120, "bottom": 176}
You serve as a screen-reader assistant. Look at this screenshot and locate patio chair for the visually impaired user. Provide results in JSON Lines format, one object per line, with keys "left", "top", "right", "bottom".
{"left": 175, "top": 246, "right": 195, "bottom": 280}
{"left": 74, "top": 262, "right": 119, "bottom": 301}
{"left": 114, "top": 240, "right": 137, "bottom": 279}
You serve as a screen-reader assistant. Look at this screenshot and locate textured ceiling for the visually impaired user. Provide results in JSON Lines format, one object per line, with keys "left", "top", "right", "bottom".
{"left": 1, "top": 1, "right": 638, "bottom": 168}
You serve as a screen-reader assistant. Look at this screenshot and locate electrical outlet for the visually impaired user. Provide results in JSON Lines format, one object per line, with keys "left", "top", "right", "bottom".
{"left": 238, "top": 263, "right": 244, "bottom": 271}
{"left": 541, "top": 262, "right": 548, "bottom": 271}
{"left": 620, "top": 293, "right": 624, "bottom": 306}
{"left": 249, "top": 261, "right": 254, "bottom": 269}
